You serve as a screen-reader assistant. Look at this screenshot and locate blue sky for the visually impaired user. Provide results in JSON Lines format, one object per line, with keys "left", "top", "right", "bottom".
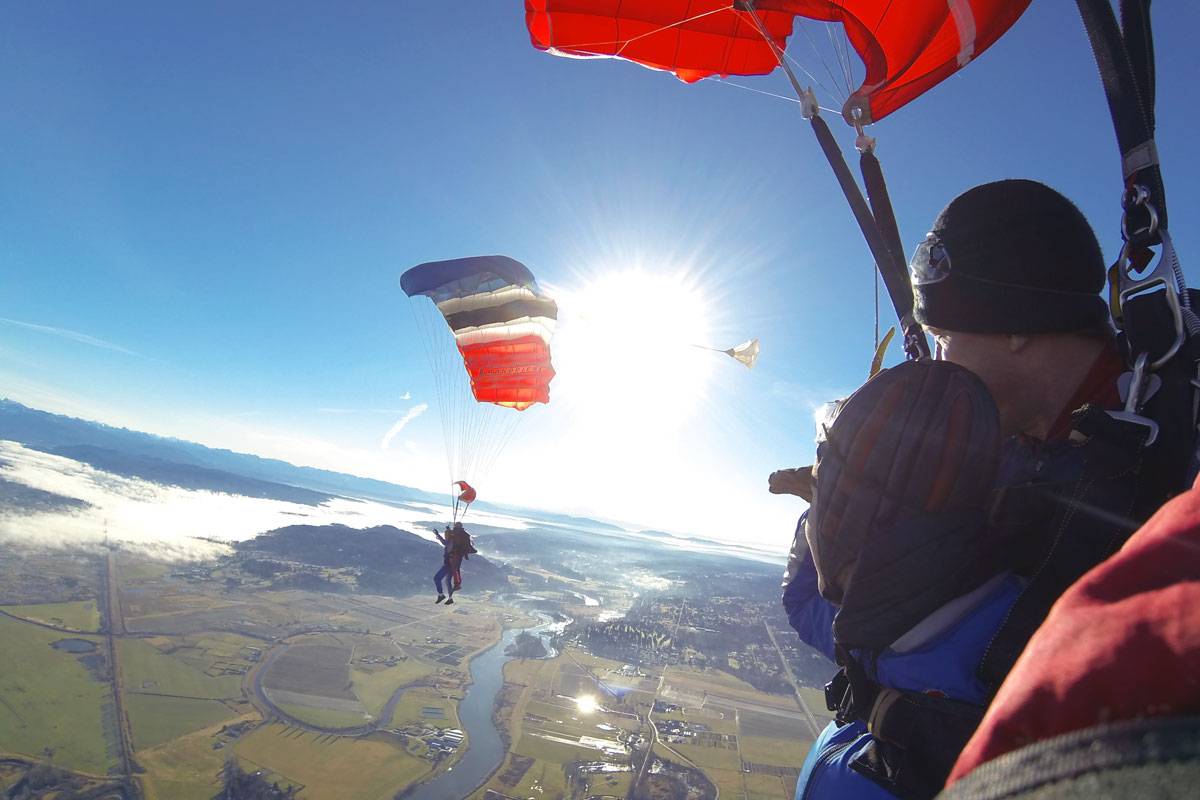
{"left": 2, "top": 2, "right": 1198, "bottom": 551}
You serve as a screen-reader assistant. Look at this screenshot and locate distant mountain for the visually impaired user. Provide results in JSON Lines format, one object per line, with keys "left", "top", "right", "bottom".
{"left": 0, "top": 474, "right": 91, "bottom": 515}
{"left": 236, "top": 523, "right": 511, "bottom": 594}
{"left": 0, "top": 399, "right": 442, "bottom": 508}
{"left": 38, "top": 444, "right": 335, "bottom": 506}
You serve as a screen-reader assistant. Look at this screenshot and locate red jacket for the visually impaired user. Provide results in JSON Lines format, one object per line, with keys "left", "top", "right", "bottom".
{"left": 947, "top": 471, "right": 1200, "bottom": 785}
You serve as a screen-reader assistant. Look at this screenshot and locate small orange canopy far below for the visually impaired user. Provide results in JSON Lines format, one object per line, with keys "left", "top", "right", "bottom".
{"left": 454, "top": 480, "right": 477, "bottom": 505}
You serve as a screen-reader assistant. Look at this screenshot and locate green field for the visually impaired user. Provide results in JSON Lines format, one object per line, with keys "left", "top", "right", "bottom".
{"left": 0, "top": 615, "right": 116, "bottom": 774}
{"left": 350, "top": 660, "right": 434, "bottom": 716}
{"left": 274, "top": 702, "right": 369, "bottom": 730}
{"left": 234, "top": 723, "right": 429, "bottom": 800}
{"left": 119, "top": 639, "right": 243, "bottom": 699}
{"left": 2, "top": 600, "right": 101, "bottom": 632}
{"left": 389, "top": 687, "right": 460, "bottom": 729}
{"left": 743, "top": 771, "right": 797, "bottom": 800}
{"left": 493, "top": 756, "right": 570, "bottom": 800}
{"left": 126, "top": 694, "right": 238, "bottom": 750}
{"left": 739, "top": 734, "right": 812, "bottom": 767}
{"left": 136, "top": 717, "right": 241, "bottom": 800}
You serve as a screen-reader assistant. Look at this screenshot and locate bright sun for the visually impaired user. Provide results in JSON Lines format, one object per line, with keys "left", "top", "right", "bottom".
{"left": 551, "top": 269, "right": 715, "bottom": 437}
{"left": 575, "top": 694, "right": 599, "bottom": 714}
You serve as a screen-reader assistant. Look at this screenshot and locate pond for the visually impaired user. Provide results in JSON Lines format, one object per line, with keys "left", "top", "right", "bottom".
{"left": 51, "top": 638, "right": 97, "bottom": 653}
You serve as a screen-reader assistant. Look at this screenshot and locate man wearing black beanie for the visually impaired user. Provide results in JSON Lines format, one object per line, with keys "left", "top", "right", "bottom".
{"left": 780, "top": 180, "right": 1144, "bottom": 799}
{"left": 909, "top": 179, "right": 1121, "bottom": 440}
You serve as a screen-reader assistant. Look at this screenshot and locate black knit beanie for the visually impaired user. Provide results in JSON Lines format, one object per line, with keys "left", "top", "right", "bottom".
{"left": 911, "top": 180, "right": 1109, "bottom": 334}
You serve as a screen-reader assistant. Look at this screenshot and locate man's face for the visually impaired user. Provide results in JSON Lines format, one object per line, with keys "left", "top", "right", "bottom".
{"left": 926, "top": 327, "right": 1017, "bottom": 407}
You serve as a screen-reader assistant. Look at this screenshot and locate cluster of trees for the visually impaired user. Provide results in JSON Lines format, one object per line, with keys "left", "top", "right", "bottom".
{"left": 504, "top": 631, "right": 548, "bottom": 659}
{"left": 214, "top": 760, "right": 297, "bottom": 799}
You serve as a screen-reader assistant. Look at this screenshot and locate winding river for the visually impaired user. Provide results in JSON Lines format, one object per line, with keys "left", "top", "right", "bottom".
{"left": 404, "top": 606, "right": 565, "bottom": 799}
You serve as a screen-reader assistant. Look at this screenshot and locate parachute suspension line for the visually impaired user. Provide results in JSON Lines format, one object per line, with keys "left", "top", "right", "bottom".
{"left": 790, "top": 16, "right": 849, "bottom": 103}
{"left": 874, "top": 261, "right": 880, "bottom": 353}
{"left": 543, "top": 7, "right": 730, "bottom": 62}
{"left": 409, "top": 302, "right": 455, "bottom": 488}
{"left": 708, "top": 78, "right": 842, "bottom": 115}
{"left": 824, "top": 15, "right": 854, "bottom": 95}
{"left": 740, "top": 1, "right": 928, "bottom": 362}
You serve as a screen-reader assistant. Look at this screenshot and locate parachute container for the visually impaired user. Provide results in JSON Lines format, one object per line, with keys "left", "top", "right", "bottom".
{"left": 524, "top": 1, "right": 1031, "bottom": 124}
{"left": 401, "top": 255, "right": 557, "bottom": 502}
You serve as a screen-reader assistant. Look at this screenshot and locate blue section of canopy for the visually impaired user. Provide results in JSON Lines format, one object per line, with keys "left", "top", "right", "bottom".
{"left": 400, "top": 255, "right": 537, "bottom": 301}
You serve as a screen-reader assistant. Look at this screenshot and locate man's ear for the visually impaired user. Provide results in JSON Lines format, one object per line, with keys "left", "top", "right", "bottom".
{"left": 1008, "top": 334, "right": 1030, "bottom": 354}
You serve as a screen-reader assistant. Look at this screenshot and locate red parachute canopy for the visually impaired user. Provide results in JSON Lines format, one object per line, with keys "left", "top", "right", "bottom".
{"left": 454, "top": 481, "right": 477, "bottom": 505}
{"left": 525, "top": 0, "right": 1031, "bottom": 124}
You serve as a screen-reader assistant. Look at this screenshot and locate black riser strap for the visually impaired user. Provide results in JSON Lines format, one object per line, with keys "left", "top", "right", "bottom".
{"left": 860, "top": 150, "right": 930, "bottom": 359}
{"left": 1075, "top": 0, "right": 1168, "bottom": 233}
{"left": 808, "top": 115, "right": 919, "bottom": 351}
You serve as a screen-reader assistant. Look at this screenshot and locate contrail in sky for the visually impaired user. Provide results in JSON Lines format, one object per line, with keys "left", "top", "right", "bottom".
{"left": 0, "top": 316, "right": 143, "bottom": 358}
{"left": 380, "top": 404, "right": 428, "bottom": 450}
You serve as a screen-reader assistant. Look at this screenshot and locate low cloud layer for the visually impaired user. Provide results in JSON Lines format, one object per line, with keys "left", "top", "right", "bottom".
{"left": 0, "top": 440, "right": 530, "bottom": 562}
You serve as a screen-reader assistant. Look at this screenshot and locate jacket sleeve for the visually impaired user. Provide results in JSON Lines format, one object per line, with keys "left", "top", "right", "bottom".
{"left": 782, "top": 512, "right": 838, "bottom": 662}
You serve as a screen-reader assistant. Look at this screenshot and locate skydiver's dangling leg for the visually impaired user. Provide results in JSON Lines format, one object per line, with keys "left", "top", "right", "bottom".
{"left": 433, "top": 560, "right": 451, "bottom": 603}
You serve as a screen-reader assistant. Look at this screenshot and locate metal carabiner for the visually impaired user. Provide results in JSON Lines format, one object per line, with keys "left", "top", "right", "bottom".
{"left": 1121, "top": 184, "right": 1160, "bottom": 246}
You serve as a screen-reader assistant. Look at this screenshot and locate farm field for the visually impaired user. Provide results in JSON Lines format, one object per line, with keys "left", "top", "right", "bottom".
{"left": 136, "top": 714, "right": 258, "bottom": 800}
{"left": 351, "top": 659, "right": 434, "bottom": 716}
{"left": 388, "top": 686, "right": 461, "bottom": 730}
{"left": 275, "top": 702, "right": 369, "bottom": 730}
{"left": 126, "top": 693, "right": 239, "bottom": 750}
{"left": 0, "top": 615, "right": 116, "bottom": 775}
{"left": 644, "top": 664, "right": 812, "bottom": 800}
{"left": 1, "top": 599, "right": 100, "bottom": 632}
{"left": 120, "top": 638, "right": 245, "bottom": 699}
{"left": 233, "top": 723, "right": 430, "bottom": 800}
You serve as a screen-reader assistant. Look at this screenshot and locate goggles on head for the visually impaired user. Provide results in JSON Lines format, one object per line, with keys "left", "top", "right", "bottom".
{"left": 909, "top": 233, "right": 953, "bottom": 286}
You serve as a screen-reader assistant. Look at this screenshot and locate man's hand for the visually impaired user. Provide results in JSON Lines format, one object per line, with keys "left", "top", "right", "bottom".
{"left": 768, "top": 466, "right": 814, "bottom": 502}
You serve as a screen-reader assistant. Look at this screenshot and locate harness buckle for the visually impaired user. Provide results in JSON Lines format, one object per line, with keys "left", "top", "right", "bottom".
{"left": 825, "top": 670, "right": 850, "bottom": 715}
{"left": 1107, "top": 353, "right": 1159, "bottom": 446}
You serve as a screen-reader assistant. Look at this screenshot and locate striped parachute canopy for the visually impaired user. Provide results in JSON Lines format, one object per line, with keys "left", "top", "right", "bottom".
{"left": 401, "top": 256, "right": 557, "bottom": 509}
{"left": 524, "top": 0, "right": 1031, "bottom": 124}
{"left": 401, "top": 255, "right": 557, "bottom": 411}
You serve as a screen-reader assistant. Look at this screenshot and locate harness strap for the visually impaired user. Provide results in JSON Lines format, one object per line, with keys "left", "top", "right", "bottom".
{"left": 978, "top": 409, "right": 1146, "bottom": 691}
{"left": 1075, "top": 0, "right": 1166, "bottom": 238}
{"left": 826, "top": 650, "right": 987, "bottom": 799}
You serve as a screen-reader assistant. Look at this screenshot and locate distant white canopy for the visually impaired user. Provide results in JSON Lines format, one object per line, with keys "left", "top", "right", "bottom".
{"left": 723, "top": 339, "right": 760, "bottom": 370}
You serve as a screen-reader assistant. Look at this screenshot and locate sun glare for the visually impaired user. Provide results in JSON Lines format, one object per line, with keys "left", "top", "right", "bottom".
{"left": 575, "top": 694, "right": 599, "bottom": 715}
{"left": 552, "top": 269, "right": 716, "bottom": 436}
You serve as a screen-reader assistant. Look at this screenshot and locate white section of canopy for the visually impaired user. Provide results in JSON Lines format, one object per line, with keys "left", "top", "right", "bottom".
{"left": 947, "top": 0, "right": 977, "bottom": 67}
{"left": 436, "top": 284, "right": 543, "bottom": 316}
{"left": 452, "top": 318, "right": 556, "bottom": 347}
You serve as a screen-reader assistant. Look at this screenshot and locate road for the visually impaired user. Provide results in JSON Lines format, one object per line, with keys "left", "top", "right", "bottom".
{"left": 764, "top": 621, "right": 823, "bottom": 738}
{"left": 102, "top": 550, "right": 138, "bottom": 796}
